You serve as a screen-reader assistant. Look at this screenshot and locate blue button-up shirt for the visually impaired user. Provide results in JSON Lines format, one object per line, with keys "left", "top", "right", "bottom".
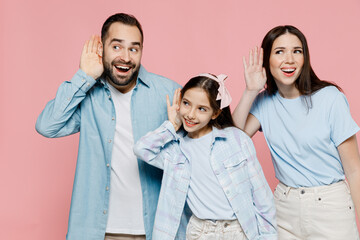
{"left": 36, "top": 66, "right": 185, "bottom": 240}
{"left": 134, "top": 121, "right": 277, "bottom": 240}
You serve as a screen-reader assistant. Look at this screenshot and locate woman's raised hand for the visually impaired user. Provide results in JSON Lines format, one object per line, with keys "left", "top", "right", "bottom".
{"left": 166, "top": 88, "right": 182, "bottom": 131}
{"left": 243, "top": 47, "right": 267, "bottom": 92}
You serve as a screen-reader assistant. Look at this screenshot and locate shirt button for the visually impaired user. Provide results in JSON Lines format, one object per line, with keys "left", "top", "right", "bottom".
{"left": 87, "top": 83, "right": 90, "bottom": 86}
{"left": 106, "top": 163, "right": 110, "bottom": 167}
{"left": 301, "top": 190, "right": 305, "bottom": 194}
{"left": 108, "top": 139, "right": 112, "bottom": 143}
{"left": 82, "top": 79, "right": 85, "bottom": 82}
{"left": 103, "top": 210, "right": 107, "bottom": 214}
{"left": 106, "top": 186, "right": 109, "bottom": 191}
{"left": 112, "top": 117, "right": 115, "bottom": 121}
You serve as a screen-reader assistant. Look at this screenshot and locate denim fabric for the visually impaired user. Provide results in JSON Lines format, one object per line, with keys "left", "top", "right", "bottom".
{"left": 36, "top": 66, "right": 185, "bottom": 240}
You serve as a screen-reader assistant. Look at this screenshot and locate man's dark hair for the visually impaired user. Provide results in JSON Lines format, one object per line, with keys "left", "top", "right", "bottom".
{"left": 101, "top": 13, "right": 144, "bottom": 44}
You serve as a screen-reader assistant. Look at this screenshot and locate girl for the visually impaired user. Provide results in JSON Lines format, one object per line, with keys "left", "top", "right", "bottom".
{"left": 134, "top": 74, "right": 277, "bottom": 240}
{"left": 233, "top": 25, "right": 360, "bottom": 239}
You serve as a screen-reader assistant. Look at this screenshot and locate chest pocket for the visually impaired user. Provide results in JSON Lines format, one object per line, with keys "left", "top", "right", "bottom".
{"left": 223, "top": 154, "right": 251, "bottom": 192}
{"left": 163, "top": 152, "right": 188, "bottom": 190}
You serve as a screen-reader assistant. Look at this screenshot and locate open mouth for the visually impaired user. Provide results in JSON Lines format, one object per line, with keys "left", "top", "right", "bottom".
{"left": 184, "top": 119, "right": 198, "bottom": 127}
{"left": 281, "top": 68, "right": 296, "bottom": 76}
{"left": 114, "top": 65, "right": 132, "bottom": 73}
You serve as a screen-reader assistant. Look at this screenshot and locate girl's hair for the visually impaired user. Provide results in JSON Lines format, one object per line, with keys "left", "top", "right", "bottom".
{"left": 261, "top": 25, "right": 341, "bottom": 96}
{"left": 180, "top": 75, "right": 234, "bottom": 129}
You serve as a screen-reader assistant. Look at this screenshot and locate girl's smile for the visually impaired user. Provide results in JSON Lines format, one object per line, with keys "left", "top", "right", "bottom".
{"left": 184, "top": 118, "right": 198, "bottom": 127}
{"left": 179, "top": 87, "right": 218, "bottom": 139}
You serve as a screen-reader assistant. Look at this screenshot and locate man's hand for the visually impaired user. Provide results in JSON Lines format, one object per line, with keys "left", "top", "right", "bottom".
{"left": 80, "top": 35, "right": 104, "bottom": 79}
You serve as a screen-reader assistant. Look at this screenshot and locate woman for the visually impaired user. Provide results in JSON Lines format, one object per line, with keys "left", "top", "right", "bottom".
{"left": 233, "top": 25, "right": 360, "bottom": 239}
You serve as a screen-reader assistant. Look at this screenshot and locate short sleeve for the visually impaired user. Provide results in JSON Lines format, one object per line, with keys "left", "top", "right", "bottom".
{"left": 329, "top": 92, "right": 360, "bottom": 146}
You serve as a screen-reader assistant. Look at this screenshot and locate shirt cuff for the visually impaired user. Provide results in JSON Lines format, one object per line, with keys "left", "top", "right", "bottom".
{"left": 162, "top": 120, "right": 180, "bottom": 141}
{"left": 71, "top": 69, "right": 97, "bottom": 92}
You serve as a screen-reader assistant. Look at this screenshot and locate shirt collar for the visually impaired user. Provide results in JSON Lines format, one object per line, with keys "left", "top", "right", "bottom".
{"left": 136, "top": 65, "right": 150, "bottom": 88}
{"left": 211, "top": 126, "right": 227, "bottom": 142}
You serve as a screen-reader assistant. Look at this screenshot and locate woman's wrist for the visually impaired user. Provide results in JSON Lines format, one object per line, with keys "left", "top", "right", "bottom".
{"left": 244, "top": 88, "right": 261, "bottom": 98}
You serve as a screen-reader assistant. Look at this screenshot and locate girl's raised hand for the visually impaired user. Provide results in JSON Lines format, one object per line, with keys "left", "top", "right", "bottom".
{"left": 166, "top": 88, "right": 182, "bottom": 131}
{"left": 243, "top": 47, "right": 267, "bottom": 92}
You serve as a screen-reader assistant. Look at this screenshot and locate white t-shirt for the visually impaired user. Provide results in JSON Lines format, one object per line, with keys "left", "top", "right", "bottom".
{"left": 106, "top": 83, "right": 145, "bottom": 234}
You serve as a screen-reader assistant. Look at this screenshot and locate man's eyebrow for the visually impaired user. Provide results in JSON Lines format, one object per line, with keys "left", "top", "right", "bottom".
{"left": 109, "top": 38, "right": 123, "bottom": 44}
{"left": 109, "top": 38, "right": 141, "bottom": 46}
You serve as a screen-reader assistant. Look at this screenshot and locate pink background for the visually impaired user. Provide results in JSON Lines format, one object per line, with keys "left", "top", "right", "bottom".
{"left": 1, "top": 0, "right": 360, "bottom": 239}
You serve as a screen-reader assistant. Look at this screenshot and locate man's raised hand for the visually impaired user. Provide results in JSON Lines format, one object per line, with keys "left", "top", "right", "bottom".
{"left": 80, "top": 35, "right": 104, "bottom": 80}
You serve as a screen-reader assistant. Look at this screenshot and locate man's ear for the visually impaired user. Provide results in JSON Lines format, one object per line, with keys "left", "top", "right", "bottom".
{"left": 212, "top": 110, "right": 221, "bottom": 120}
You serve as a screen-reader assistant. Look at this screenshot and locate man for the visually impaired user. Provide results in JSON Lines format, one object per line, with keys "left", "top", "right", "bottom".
{"left": 36, "top": 13, "right": 187, "bottom": 240}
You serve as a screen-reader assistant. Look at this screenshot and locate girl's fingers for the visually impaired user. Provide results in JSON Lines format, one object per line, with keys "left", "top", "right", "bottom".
{"left": 172, "top": 89, "right": 178, "bottom": 106}
{"left": 177, "top": 89, "right": 180, "bottom": 105}
{"left": 166, "top": 94, "right": 171, "bottom": 109}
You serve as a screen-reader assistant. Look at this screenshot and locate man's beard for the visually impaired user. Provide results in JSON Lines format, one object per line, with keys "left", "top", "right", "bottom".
{"left": 103, "top": 59, "right": 139, "bottom": 87}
